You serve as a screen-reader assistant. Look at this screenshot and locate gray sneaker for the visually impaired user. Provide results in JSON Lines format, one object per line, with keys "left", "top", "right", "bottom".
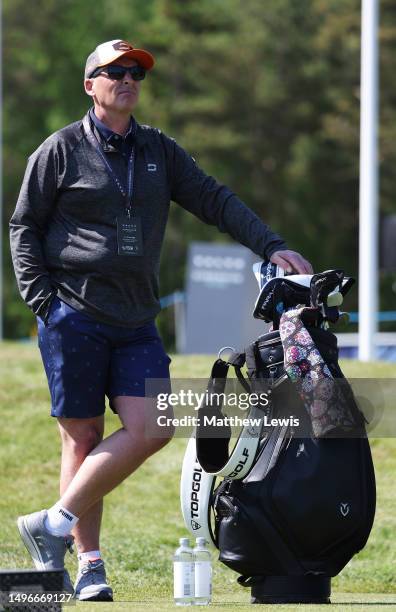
{"left": 74, "top": 559, "right": 113, "bottom": 601}
{"left": 17, "top": 509, "right": 74, "bottom": 594}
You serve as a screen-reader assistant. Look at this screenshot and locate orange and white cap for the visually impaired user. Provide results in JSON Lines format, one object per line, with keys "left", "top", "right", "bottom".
{"left": 85, "top": 39, "right": 155, "bottom": 78}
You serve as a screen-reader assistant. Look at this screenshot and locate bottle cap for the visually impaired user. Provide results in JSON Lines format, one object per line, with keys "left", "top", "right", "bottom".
{"left": 196, "top": 537, "right": 206, "bottom": 545}
{"left": 179, "top": 537, "right": 190, "bottom": 546}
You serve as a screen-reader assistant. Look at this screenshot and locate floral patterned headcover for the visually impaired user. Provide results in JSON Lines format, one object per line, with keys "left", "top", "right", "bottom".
{"left": 279, "top": 306, "right": 361, "bottom": 437}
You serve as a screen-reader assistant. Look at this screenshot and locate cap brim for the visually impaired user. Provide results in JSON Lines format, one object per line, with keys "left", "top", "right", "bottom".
{"left": 97, "top": 48, "right": 155, "bottom": 71}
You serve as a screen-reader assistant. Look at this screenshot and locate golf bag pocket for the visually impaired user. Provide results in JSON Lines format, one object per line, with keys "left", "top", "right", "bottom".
{"left": 215, "top": 484, "right": 289, "bottom": 576}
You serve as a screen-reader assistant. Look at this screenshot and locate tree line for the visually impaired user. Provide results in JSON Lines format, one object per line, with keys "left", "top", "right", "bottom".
{"left": 3, "top": 0, "right": 395, "bottom": 343}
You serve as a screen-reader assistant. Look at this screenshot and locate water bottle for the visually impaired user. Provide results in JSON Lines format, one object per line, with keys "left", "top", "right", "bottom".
{"left": 193, "top": 537, "right": 212, "bottom": 605}
{"left": 174, "top": 537, "right": 194, "bottom": 606}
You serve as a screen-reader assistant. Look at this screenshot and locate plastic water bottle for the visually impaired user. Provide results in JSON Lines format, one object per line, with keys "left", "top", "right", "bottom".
{"left": 174, "top": 537, "right": 194, "bottom": 606}
{"left": 193, "top": 537, "right": 212, "bottom": 605}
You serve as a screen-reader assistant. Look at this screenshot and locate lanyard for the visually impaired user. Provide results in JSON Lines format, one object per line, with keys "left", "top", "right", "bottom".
{"left": 83, "top": 115, "right": 135, "bottom": 217}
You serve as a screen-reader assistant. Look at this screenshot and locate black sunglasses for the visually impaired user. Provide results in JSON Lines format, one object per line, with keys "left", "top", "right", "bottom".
{"left": 90, "top": 64, "right": 146, "bottom": 81}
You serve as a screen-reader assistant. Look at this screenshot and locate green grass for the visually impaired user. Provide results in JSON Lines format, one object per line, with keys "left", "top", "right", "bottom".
{"left": 0, "top": 342, "right": 395, "bottom": 610}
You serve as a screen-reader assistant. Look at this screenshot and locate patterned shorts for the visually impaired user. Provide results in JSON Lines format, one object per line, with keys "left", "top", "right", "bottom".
{"left": 37, "top": 297, "right": 171, "bottom": 418}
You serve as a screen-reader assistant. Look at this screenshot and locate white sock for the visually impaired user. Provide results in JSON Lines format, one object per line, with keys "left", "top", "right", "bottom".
{"left": 78, "top": 550, "right": 102, "bottom": 569}
{"left": 44, "top": 503, "right": 79, "bottom": 537}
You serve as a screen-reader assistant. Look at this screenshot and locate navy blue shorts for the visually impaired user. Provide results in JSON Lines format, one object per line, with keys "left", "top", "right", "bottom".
{"left": 37, "top": 297, "right": 171, "bottom": 419}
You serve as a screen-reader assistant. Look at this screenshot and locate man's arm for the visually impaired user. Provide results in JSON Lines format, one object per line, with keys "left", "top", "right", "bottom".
{"left": 9, "top": 141, "right": 60, "bottom": 320}
{"left": 168, "top": 138, "right": 312, "bottom": 273}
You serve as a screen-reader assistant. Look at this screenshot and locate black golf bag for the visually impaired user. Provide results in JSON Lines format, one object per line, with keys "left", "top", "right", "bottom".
{"left": 184, "top": 268, "right": 376, "bottom": 604}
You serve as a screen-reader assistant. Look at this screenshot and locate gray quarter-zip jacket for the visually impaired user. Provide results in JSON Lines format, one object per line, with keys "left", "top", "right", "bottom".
{"left": 9, "top": 111, "right": 287, "bottom": 328}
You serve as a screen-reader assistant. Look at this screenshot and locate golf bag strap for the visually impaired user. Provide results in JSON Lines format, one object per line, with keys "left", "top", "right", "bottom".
{"left": 226, "top": 351, "right": 246, "bottom": 368}
{"left": 245, "top": 342, "right": 259, "bottom": 378}
{"left": 197, "top": 357, "right": 231, "bottom": 465}
{"left": 223, "top": 350, "right": 251, "bottom": 393}
{"left": 233, "top": 367, "right": 251, "bottom": 392}
{"left": 195, "top": 357, "right": 265, "bottom": 479}
{"left": 180, "top": 436, "right": 217, "bottom": 546}
{"left": 209, "top": 358, "right": 230, "bottom": 388}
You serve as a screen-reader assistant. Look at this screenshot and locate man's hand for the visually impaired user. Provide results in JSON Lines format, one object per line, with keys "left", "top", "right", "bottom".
{"left": 270, "top": 250, "right": 313, "bottom": 274}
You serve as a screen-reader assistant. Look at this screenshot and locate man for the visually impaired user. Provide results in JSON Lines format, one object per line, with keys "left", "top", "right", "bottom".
{"left": 9, "top": 39, "right": 312, "bottom": 601}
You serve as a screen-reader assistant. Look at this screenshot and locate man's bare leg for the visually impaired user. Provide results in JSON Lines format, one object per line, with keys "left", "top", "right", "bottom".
{"left": 58, "top": 416, "right": 104, "bottom": 552}
{"left": 60, "top": 396, "right": 173, "bottom": 517}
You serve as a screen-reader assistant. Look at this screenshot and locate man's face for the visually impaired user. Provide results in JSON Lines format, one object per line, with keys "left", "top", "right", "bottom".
{"left": 84, "top": 57, "right": 142, "bottom": 114}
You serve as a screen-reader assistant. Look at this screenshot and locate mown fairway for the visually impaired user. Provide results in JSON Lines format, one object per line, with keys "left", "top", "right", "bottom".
{"left": 0, "top": 342, "right": 395, "bottom": 611}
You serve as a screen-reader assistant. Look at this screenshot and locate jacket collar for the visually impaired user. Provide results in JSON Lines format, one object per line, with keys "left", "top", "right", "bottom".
{"left": 82, "top": 110, "right": 149, "bottom": 150}
{"left": 89, "top": 108, "right": 135, "bottom": 143}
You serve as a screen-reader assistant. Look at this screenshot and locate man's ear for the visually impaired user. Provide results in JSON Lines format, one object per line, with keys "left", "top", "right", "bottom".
{"left": 84, "top": 78, "right": 95, "bottom": 97}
